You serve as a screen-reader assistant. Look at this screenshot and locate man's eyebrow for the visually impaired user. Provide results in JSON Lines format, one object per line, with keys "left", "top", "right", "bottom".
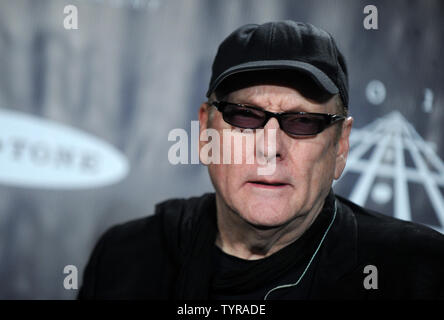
{"left": 229, "top": 99, "right": 310, "bottom": 112}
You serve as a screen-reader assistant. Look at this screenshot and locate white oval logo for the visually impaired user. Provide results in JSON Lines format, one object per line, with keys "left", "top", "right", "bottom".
{"left": 0, "top": 108, "right": 129, "bottom": 189}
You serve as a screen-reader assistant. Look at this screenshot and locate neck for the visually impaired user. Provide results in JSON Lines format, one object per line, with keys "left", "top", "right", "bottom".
{"left": 215, "top": 195, "right": 326, "bottom": 260}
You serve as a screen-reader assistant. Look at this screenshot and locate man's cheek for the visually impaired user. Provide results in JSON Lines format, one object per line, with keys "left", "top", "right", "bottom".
{"left": 210, "top": 164, "right": 231, "bottom": 192}
{"left": 225, "top": 129, "right": 256, "bottom": 165}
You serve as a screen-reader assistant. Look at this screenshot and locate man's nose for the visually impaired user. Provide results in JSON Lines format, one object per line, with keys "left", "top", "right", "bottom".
{"left": 256, "top": 117, "right": 282, "bottom": 160}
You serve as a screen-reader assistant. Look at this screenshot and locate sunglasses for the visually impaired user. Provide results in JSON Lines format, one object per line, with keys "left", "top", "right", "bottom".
{"left": 209, "top": 101, "right": 346, "bottom": 136}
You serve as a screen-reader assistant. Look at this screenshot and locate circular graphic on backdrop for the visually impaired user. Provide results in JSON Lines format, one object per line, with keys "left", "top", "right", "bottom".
{"left": 366, "top": 80, "right": 386, "bottom": 105}
{"left": 371, "top": 182, "right": 393, "bottom": 204}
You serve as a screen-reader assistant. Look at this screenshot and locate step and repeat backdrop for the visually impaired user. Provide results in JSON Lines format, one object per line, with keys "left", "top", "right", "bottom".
{"left": 0, "top": 0, "right": 443, "bottom": 299}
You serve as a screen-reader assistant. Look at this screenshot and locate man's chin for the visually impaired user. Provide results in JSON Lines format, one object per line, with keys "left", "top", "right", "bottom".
{"left": 240, "top": 212, "right": 292, "bottom": 230}
{"left": 245, "top": 220, "right": 286, "bottom": 230}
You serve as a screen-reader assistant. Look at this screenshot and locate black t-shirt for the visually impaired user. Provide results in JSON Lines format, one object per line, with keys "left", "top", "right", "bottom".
{"left": 210, "top": 194, "right": 336, "bottom": 300}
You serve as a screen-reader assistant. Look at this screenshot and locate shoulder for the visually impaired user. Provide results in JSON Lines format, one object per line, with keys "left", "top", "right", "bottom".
{"left": 77, "top": 202, "right": 177, "bottom": 299}
{"left": 92, "top": 192, "right": 215, "bottom": 259}
{"left": 78, "top": 213, "right": 171, "bottom": 299}
{"left": 96, "top": 214, "right": 163, "bottom": 257}
{"left": 78, "top": 193, "right": 216, "bottom": 299}
{"left": 336, "top": 195, "right": 444, "bottom": 258}
{"left": 335, "top": 196, "right": 444, "bottom": 298}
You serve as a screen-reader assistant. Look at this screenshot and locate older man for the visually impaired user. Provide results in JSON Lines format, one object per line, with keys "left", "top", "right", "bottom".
{"left": 79, "top": 21, "right": 444, "bottom": 300}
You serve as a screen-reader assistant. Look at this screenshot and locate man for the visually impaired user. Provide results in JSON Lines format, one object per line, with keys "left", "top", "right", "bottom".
{"left": 79, "top": 20, "right": 444, "bottom": 300}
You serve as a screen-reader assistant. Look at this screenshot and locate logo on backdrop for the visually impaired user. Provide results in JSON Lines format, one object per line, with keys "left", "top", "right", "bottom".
{"left": 0, "top": 109, "right": 129, "bottom": 189}
{"left": 335, "top": 111, "right": 444, "bottom": 233}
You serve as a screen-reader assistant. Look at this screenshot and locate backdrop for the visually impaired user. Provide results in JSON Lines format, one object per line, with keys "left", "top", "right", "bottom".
{"left": 0, "top": 0, "right": 443, "bottom": 299}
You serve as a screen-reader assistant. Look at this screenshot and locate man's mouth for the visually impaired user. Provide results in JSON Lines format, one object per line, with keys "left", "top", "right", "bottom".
{"left": 247, "top": 180, "right": 290, "bottom": 189}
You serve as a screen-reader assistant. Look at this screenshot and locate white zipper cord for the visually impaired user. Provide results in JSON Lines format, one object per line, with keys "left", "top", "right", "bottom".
{"left": 263, "top": 200, "right": 338, "bottom": 300}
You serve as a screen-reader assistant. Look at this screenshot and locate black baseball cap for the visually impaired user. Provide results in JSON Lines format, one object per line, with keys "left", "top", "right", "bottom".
{"left": 206, "top": 20, "right": 349, "bottom": 108}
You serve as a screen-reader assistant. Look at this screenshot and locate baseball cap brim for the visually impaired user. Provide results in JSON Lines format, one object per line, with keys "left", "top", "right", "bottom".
{"left": 206, "top": 60, "right": 339, "bottom": 97}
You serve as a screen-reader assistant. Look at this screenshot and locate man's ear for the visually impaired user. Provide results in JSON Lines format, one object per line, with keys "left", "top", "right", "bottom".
{"left": 198, "top": 102, "right": 210, "bottom": 165}
{"left": 334, "top": 116, "right": 353, "bottom": 180}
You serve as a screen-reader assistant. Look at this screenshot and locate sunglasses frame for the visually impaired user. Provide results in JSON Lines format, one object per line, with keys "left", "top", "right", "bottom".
{"left": 209, "top": 100, "right": 346, "bottom": 136}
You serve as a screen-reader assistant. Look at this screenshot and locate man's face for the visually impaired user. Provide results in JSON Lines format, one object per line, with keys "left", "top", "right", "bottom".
{"left": 199, "top": 84, "right": 353, "bottom": 228}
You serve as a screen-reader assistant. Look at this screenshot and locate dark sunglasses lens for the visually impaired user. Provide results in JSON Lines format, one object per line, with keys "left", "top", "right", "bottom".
{"left": 222, "top": 104, "right": 265, "bottom": 128}
{"left": 282, "top": 114, "right": 327, "bottom": 135}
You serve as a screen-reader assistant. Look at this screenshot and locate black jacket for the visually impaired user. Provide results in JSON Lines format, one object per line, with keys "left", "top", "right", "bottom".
{"left": 78, "top": 192, "right": 444, "bottom": 299}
